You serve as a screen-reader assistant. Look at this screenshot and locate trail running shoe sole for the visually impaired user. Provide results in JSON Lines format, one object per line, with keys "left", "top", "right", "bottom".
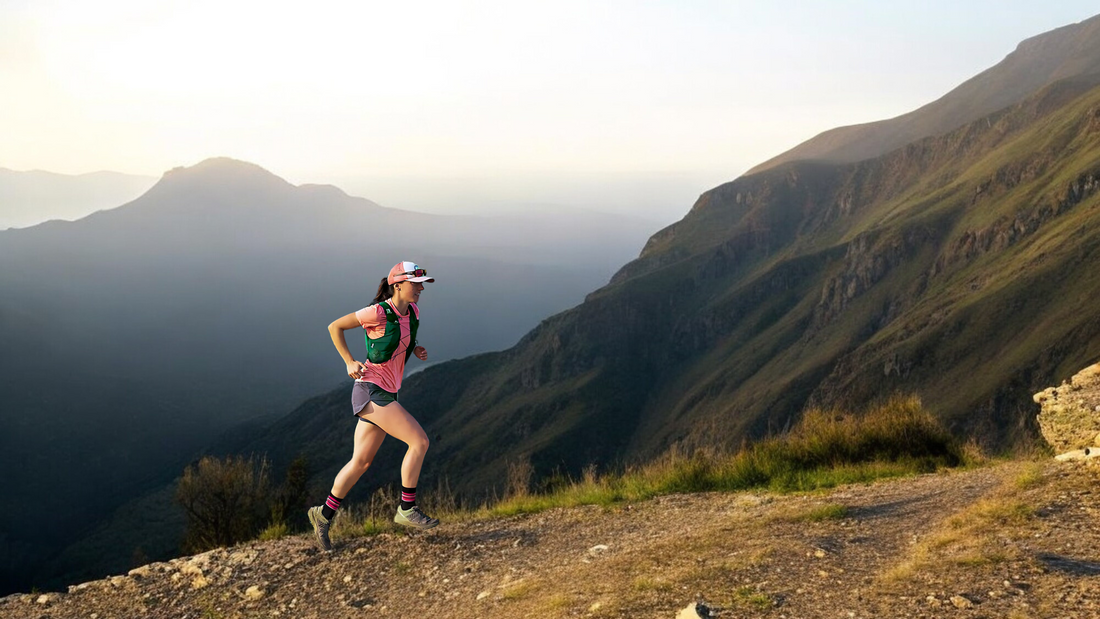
{"left": 307, "top": 506, "right": 333, "bottom": 551}
{"left": 394, "top": 505, "right": 440, "bottom": 530}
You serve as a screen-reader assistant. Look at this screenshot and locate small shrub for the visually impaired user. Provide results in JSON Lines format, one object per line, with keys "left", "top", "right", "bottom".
{"left": 176, "top": 455, "right": 271, "bottom": 553}
{"left": 259, "top": 522, "right": 289, "bottom": 541}
{"left": 506, "top": 459, "right": 534, "bottom": 499}
{"left": 960, "top": 438, "right": 990, "bottom": 467}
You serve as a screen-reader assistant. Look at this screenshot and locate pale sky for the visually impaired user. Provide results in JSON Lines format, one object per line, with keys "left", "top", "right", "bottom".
{"left": 2, "top": 1, "right": 1099, "bottom": 221}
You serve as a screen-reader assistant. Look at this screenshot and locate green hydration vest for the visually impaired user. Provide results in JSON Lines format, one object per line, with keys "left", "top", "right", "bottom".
{"left": 365, "top": 301, "right": 419, "bottom": 364}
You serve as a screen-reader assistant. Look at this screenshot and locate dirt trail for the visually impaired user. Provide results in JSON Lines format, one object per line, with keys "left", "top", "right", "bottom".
{"left": 4, "top": 461, "right": 1098, "bottom": 618}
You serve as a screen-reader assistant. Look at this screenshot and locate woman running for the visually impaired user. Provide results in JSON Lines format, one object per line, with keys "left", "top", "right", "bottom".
{"left": 308, "top": 261, "right": 439, "bottom": 552}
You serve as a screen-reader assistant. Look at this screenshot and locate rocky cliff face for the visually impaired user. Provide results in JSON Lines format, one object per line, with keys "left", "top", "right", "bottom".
{"left": 1034, "top": 364, "right": 1100, "bottom": 454}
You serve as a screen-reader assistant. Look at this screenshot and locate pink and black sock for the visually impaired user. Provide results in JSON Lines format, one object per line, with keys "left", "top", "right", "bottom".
{"left": 399, "top": 486, "right": 416, "bottom": 510}
{"left": 321, "top": 493, "right": 343, "bottom": 520}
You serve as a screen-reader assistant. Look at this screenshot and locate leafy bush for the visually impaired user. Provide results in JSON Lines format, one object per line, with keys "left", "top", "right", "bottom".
{"left": 176, "top": 455, "right": 271, "bottom": 553}
{"left": 258, "top": 522, "right": 289, "bottom": 541}
{"left": 268, "top": 456, "right": 309, "bottom": 530}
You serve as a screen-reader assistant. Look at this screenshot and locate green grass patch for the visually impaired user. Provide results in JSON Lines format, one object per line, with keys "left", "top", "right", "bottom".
{"left": 631, "top": 575, "right": 673, "bottom": 592}
{"left": 258, "top": 522, "right": 289, "bottom": 541}
{"left": 482, "top": 395, "right": 962, "bottom": 518}
{"left": 789, "top": 503, "right": 849, "bottom": 522}
{"left": 1013, "top": 462, "right": 1046, "bottom": 490}
{"left": 733, "top": 586, "right": 773, "bottom": 610}
{"left": 361, "top": 520, "right": 392, "bottom": 536}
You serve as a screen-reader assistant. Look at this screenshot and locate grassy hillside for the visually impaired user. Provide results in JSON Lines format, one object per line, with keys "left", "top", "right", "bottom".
{"left": 385, "top": 78, "right": 1100, "bottom": 498}
{"left": 211, "top": 78, "right": 1100, "bottom": 517}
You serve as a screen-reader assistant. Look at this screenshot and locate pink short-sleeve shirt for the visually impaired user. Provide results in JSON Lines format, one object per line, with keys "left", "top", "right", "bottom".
{"left": 353, "top": 300, "right": 414, "bottom": 393}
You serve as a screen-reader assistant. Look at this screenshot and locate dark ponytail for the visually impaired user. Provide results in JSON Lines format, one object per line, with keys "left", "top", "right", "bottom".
{"left": 372, "top": 277, "right": 394, "bottom": 304}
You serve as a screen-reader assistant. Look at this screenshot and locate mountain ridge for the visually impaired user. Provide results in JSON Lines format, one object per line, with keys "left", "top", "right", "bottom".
{"left": 0, "top": 167, "right": 155, "bottom": 230}
{"left": 747, "top": 13, "right": 1100, "bottom": 175}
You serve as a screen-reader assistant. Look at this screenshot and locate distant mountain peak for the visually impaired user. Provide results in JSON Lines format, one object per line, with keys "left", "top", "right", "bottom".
{"left": 143, "top": 158, "right": 297, "bottom": 204}
{"left": 161, "top": 157, "right": 292, "bottom": 185}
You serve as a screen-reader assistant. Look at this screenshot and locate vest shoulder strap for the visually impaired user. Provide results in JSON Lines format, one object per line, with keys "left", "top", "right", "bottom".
{"left": 379, "top": 301, "right": 399, "bottom": 323}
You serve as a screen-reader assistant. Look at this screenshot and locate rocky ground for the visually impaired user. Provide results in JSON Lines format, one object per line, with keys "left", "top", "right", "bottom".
{"left": 4, "top": 460, "right": 1099, "bottom": 619}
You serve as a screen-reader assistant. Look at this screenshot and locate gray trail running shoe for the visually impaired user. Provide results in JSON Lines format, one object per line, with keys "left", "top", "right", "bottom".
{"left": 307, "top": 506, "right": 333, "bottom": 551}
{"left": 394, "top": 505, "right": 440, "bottom": 530}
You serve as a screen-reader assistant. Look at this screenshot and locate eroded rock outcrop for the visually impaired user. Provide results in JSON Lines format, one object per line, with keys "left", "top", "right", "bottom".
{"left": 1033, "top": 363, "right": 1100, "bottom": 454}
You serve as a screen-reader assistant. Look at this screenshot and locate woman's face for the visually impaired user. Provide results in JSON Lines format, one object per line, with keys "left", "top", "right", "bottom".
{"left": 395, "top": 281, "right": 425, "bottom": 304}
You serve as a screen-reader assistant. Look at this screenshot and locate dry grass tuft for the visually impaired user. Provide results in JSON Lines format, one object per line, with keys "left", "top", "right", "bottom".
{"left": 501, "top": 579, "right": 535, "bottom": 600}
{"left": 1012, "top": 462, "right": 1046, "bottom": 490}
{"left": 482, "top": 395, "right": 961, "bottom": 519}
{"left": 733, "top": 586, "right": 773, "bottom": 610}
{"left": 631, "top": 575, "right": 673, "bottom": 592}
{"left": 782, "top": 503, "right": 848, "bottom": 522}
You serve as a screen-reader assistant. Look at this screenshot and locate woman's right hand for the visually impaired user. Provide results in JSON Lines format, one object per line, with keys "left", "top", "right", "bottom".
{"left": 347, "top": 360, "right": 367, "bottom": 380}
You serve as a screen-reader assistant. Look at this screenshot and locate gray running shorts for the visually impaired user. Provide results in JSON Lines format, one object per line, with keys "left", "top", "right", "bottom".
{"left": 352, "top": 382, "right": 398, "bottom": 426}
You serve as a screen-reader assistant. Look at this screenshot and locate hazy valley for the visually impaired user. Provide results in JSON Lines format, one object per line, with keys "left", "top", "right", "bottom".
{"left": 0, "top": 159, "right": 656, "bottom": 593}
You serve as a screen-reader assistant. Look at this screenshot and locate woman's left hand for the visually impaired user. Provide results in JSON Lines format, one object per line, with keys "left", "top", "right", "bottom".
{"left": 413, "top": 346, "right": 428, "bottom": 361}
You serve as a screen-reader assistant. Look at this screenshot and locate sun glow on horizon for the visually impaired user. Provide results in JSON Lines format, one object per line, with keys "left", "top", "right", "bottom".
{"left": 2, "top": 0, "right": 1099, "bottom": 188}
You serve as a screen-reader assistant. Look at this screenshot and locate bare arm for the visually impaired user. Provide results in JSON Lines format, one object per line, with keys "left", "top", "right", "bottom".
{"left": 329, "top": 312, "right": 366, "bottom": 379}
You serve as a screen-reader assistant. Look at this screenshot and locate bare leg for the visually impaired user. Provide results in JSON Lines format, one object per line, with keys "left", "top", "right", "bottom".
{"left": 331, "top": 414, "right": 387, "bottom": 497}
{"left": 359, "top": 401, "right": 430, "bottom": 488}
